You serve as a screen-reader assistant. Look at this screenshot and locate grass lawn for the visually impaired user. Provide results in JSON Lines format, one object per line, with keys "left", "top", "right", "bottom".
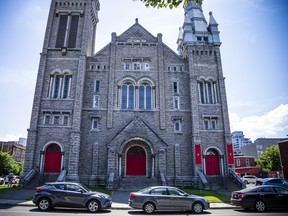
{"left": 89, "top": 187, "right": 112, "bottom": 196}
{"left": 0, "top": 184, "right": 21, "bottom": 194}
{"left": 182, "top": 188, "right": 231, "bottom": 203}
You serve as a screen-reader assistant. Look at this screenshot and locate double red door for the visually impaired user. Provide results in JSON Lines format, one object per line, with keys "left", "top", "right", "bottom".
{"left": 126, "top": 146, "right": 146, "bottom": 176}
{"left": 205, "top": 155, "right": 220, "bottom": 175}
{"left": 44, "top": 144, "right": 61, "bottom": 173}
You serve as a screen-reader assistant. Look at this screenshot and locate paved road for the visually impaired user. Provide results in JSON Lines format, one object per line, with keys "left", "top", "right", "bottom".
{"left": 1, "top": 206, "right": 288, "bottom": 216}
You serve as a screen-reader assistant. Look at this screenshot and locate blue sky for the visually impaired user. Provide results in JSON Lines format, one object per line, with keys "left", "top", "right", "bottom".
{"left": 0, "top": 0, "right": 287, "bottom": 142}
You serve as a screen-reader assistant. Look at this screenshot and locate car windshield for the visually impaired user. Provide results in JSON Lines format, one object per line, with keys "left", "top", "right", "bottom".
{"left": 78, "top": 183, "right": 90, "bottom": 192}
{"left": 175, "top": 188, "right": 188, "bottom": 196}
{"left": 138, "top": 187, "right": 153, "bottom": 193}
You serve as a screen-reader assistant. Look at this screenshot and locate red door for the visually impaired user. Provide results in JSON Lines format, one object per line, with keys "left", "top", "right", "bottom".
{"left": 205, "top": 155, "right": 220, "bottom": 175}
{"left": 44, "top": 144, "right": 61, "bottom": 173}
{"left": 126, "top": 146, "right": 146, "bottom": 176}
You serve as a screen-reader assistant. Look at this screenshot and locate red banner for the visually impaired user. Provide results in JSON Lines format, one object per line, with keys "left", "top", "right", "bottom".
{"left": 227, "top": 143, "right": 234, "bottom": 165}
{"left": 195, "top": 144, "right": 202, "bottom": 165}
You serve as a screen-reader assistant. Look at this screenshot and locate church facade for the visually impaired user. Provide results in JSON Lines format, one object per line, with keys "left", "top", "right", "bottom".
{"left": 24, "top": 0, "right": 234, "bottom": 189}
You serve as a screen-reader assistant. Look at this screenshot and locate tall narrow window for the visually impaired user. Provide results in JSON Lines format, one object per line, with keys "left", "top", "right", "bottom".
{"left": 62, "top": 75, "right": 71, "bottom": 98}
{"left": 121, "top": 82, "right": 135, "bottom": 109}
{"left": 53, "top": 75, "right": 61, "bottom": 99}
{"left": 56, "top": 14, "right": 79, "bottom": 48}
{"left": 139, "top": 82, "right": 152, "bottom": 110}
{"left": 173, "top": 81, "right": 178, "bottom": 94}
{"left": 95, "top": 80, "right": 100, "bottom": 93}
{"left": 93, "top": 95, "right": 100, "bottom": 108}
{"left": 67, "top": 15, "right": 79, "bottom": 48}
{"left": 175, "top": 121, "right": 181, "bottom": 132}
{"left": 173, "top": 96, "right": 180, "bottom": 109}
{"left": 91, "top": 118, "right": 99, "bottom": 130}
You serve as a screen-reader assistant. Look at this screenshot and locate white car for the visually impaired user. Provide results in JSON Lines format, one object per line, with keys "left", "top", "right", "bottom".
{"left": 0, "top": 177, "right": 4, "bottom": 185}
{"left": 4, "top": 175, "right": 19, "bottom": 184}
{"left": 242, "top": 175, "right": 258, "bottom": 184}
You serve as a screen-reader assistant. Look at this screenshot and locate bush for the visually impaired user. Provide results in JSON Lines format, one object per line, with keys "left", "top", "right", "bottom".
{"left": 0, "top": 152, "right": 22, "bottom": 175}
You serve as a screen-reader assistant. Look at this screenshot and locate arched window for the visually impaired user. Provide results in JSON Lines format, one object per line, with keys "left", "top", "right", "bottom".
{"left": 62, "top": 75, "right": 72, "bottom": 98}
{"left": 198, "top": 80, "right": 218, "bottom": 104}
{"left": 139, "top": 82, "right": 152, "bottom": 110}
{"left": 121, "top": 81, "right": 135, "bottom": 109}
{"left": 49, "top": 73, "right": 72, "bottom": 99}
{"left": 206, "top": 148, "right": 218, "bottom": 156}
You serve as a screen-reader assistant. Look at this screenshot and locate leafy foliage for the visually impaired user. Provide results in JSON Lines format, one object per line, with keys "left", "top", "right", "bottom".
{"left": 137, "top": 0, "right": 202, "bottom": 9}
{"left": 256, "top": 145, "right": 281, "bottom": 171}
{"left": 0, "top": 152, "right": 22, "bottom": 175}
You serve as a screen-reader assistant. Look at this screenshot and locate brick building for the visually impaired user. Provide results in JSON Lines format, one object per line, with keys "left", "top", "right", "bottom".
{"left": 23, "top": 0, "right": 233, "bottom": 188}
{"left": 234, "top": 156, "right": 262, "bottom": 177}
{"left": 0, "top": 140, "right": 26, "bottom": 164}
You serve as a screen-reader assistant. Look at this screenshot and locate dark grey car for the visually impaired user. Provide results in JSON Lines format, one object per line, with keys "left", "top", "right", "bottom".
{"left": 128, "top": 186, "right": 210, "bottom": 214}
{"left": 32, "top": 182, "right": 112, "bottom": 212}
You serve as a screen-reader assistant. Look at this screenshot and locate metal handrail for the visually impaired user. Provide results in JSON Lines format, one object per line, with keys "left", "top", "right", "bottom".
{"left": 160, "top": 172, "right": 167, "bottom": 186}
{"left": 22, "top": 167, "right": 39, "bottom": 187}
{"left": 196, "top": 170, "right": 211, "bottom": 190}
{"left": 56, "top": 169, "right": 66, "bottom": 182}
{"left": 229, "top": 169, "right": 245, "bottom": 188}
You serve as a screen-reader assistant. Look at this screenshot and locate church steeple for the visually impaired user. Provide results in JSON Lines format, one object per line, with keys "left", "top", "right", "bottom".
{"left": 177, "top": 1, "right": 221, "bottom": 55}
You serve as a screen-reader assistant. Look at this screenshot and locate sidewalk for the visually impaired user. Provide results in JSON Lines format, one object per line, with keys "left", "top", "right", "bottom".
{"left": 0, "top": 189, "right": 235, "bottom": 209}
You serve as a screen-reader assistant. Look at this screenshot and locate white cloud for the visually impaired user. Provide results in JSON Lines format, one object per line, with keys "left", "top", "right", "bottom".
{"left": 229, "top": 104, "right": 288, "bottom": 141}
{"left": 0, "top": 133, "right": 26, "bottom": 142}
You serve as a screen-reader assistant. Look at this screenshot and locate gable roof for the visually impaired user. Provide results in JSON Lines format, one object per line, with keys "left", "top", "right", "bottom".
{"left": 106, "top": 116, "right": 168, "bottom": 152}
{"left": 116, "top": 18, "right": 158, "bottom": 43}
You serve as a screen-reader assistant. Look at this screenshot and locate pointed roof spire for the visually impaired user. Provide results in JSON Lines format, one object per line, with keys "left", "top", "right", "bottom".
{"left": 209, "top": 12, "right": 218, "bottom": 26}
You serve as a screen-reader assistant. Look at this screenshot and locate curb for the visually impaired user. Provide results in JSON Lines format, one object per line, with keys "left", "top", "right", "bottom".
{"left": 0, "top": 201, "right": 236, "bottom": 210}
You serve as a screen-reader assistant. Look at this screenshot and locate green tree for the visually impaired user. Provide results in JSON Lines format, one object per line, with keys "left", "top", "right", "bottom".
{"left": 256, "top": 145, "right": 281, "bottom": 172}
{"left": 0, "top": 152, "right": 21, "bottom": 175}
{"left": 137, "top": 0, "right": 202, "bottom": 9}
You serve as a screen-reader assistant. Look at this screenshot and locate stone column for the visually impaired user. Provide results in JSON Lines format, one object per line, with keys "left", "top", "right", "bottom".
{"left": 66, "top": 131, "right": 81, "bottom": 181}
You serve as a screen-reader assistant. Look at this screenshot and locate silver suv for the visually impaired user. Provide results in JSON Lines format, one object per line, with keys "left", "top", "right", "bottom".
{"left": 242, "top": 175, "right": 258, "bottom": 184}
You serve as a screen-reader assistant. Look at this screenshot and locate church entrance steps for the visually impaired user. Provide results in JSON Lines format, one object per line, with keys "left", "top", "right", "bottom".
{"left": 25, "top": 173, "right": 58, "bottom": 189}
{"left": 117, "top": 176, "right": 159, "bottom": 191}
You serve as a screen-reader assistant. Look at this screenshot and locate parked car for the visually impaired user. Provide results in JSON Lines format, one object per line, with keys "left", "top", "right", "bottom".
{"left": 231, "top": 185, "right": 288, "bottom": 212}
{"left": 256, "top": 178, "right": 288, "bottom": 189}
{"left": 128, "top": 186, "right": 210, "bottom": 214}
{"left": 4, "top": 175, "right": 19, "bottom": 184}
{"left": 242, "top": 175, "right": 258, "bottom": 184}
{"left": 0, "top": 177, "right": 4, "bottom": 185}
{"left": 32, "top": 182, "right": 112, "bottom": 212}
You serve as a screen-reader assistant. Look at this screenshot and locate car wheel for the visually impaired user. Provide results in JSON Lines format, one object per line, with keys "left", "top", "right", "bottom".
{"left": 87, "top": 200, "right": 100, "bottom": 212}
{"left": 37, "top": 198, "right": 51, "bottom": 211}
{"left": 0, "top": 180, "right": 4, "bottom": 185}
{"left": 143, "top": 202, "right": 155, "bottom": 214}
{"left": 192, "top": 202, "right": 204, "bottom": 214}
{"left": 254, "top": 200, "right": 266, "bottom": 212}
{"left": 244, "top": 180, "right": 248, "bottom": 184}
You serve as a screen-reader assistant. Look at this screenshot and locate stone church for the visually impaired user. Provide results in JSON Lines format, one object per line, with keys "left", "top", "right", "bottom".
{"left": 23, "top": 0, "right": 234, "bottom": 189}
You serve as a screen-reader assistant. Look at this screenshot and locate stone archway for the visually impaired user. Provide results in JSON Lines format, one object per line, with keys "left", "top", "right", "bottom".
{"left": 121, "top": 139, "right": 154, "bottom": 178}
{"left": 44, "top": 143, "right": 61, "bottom": 173}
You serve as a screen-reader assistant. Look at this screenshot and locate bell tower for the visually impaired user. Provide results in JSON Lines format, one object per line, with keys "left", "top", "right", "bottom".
{"left": 177, "top": 1, "right": 232, "bottom": 178}
{"left": 24, "top": 0, "right": 100, "bottom": 181}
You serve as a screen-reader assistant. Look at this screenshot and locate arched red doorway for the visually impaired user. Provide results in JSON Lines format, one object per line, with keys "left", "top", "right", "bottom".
{"left": 44, "top": 144, "right": 61, "bottom": 173}
{"left": 126, "top": 146, "right": 146, "bottom": 176}
{"left": 205, "top": 148, "right": 220, "bottom": 175}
